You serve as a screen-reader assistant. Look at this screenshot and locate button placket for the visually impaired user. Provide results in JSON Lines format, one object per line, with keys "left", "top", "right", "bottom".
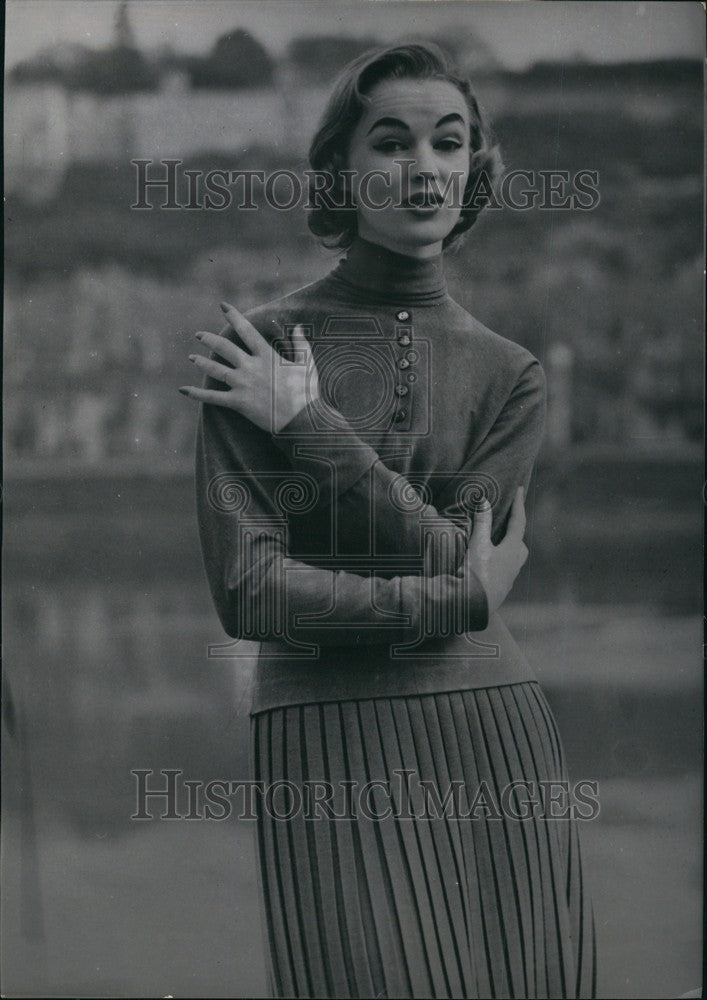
{"left": 393, "top": 309, "right": 415, "bottom": 428}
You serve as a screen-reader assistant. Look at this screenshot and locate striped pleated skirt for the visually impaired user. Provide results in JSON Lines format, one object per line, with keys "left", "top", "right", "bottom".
{"left": 251, "top": 682, "right": 597, "bottom": 999}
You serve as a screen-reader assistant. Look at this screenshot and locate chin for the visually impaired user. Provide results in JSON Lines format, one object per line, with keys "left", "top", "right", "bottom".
{"left": 405, "top": 208, "right": 459, "bottom": 234}
{"left": 397, "top": 218, "right": 456, "bottom": 247}
{"left": 362, "top": 212, "right": 459, "bottom": 254}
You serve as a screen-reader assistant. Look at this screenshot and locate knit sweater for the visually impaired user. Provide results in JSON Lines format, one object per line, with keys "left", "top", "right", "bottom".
{"left": 194, "top": 236, "right": 547, "bottom": 714}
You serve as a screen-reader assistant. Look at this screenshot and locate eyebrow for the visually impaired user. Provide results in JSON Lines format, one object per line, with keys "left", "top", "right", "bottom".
{"left": 367, "top": 112, "right": 466, "bottom": 135}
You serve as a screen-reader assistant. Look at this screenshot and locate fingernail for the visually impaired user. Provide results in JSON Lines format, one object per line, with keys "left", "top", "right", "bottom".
{"left": 178, "top": 387, "right": 190, "bottom": 396}
{"left": 219, "top": 301, "right": 229, "bottom": 312}
{"left": 188, "top": 354, "right": 197, "bottom": 362}
{"left": 195, "top": 332, "right": 203, "bottom": 340}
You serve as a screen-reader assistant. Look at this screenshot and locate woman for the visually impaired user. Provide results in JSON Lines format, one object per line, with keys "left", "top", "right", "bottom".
{"left": 181, "top": 42, "right": 597, "bottom": 1000}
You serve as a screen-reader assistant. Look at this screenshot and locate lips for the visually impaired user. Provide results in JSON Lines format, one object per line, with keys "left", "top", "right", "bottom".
{"left": 402, "top": 190, "right": 443, "bottom": 209}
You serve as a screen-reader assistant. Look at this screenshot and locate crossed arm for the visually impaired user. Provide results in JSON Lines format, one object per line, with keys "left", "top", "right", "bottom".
{"left": 187, "top": 304, "right": 546, "bottom": 647}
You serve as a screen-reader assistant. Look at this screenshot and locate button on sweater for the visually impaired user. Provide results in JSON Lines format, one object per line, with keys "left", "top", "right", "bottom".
{"left": 194, "top": 236, "right": 547, "bottom": 714}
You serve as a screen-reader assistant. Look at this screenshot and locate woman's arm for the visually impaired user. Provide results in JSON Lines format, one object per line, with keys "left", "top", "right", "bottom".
{"left": 194, "top": 396, "right": 491, "bottom": 647}
{"left": 275, "top": 355, "right": 547, "bottom": 555}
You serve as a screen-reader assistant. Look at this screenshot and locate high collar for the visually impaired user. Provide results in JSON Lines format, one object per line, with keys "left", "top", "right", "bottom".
{"left": 327, "top": 236, "right": 448, "bottom": 306}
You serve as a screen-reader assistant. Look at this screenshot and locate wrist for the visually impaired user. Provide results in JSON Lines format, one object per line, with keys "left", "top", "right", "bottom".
{"left": 273, "top": 390, "right": 318, "bottom": 434}
{"left": 457, "top": 569, "right": 490, "bottom": 631}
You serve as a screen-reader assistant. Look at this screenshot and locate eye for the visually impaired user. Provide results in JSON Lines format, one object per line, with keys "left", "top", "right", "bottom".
{"left": 373, "top": 139, "right": 408, "bottom": 154}
{"left": 435, "top": 138, "right": 464, "bottom": 152}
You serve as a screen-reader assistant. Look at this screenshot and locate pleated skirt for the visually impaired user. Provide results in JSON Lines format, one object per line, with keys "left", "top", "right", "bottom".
{"left": 251, "top": 682, "right": 597, "bottom": 999}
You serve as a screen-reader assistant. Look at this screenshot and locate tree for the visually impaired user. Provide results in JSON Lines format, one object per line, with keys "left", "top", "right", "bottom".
{"left": 189, "top": 29, "right": 274, "bottom": 89}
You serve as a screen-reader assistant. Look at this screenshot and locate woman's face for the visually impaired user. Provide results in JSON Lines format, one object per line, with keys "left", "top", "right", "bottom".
{"left": 346, "top": 77, "right": 471, "bottom": 258}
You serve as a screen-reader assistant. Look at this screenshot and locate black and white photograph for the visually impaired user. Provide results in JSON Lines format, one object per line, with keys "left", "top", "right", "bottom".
{"left": 2, "top": 2, "right": 704, "bottom": 997}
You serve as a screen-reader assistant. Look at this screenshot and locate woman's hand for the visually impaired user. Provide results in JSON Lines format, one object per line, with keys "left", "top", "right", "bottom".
{"left": 179, "top": 302, "right": 320, "bottom": 433}
{"left": 462, "top": 486, "right": 529, "bottom": 616}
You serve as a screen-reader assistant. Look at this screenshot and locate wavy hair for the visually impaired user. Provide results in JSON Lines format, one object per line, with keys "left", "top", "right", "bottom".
{"left": 307, "top": 41, "right": 504, "bottom": 251}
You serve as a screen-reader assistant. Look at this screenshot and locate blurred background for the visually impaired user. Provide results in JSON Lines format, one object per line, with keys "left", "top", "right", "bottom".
{"left": 2, "top": 1, "right": 703, "bottom": 997}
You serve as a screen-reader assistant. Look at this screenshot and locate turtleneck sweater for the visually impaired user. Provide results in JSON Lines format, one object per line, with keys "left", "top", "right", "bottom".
{"left": 194, "top": 236, "right": 547, "bottom": 714}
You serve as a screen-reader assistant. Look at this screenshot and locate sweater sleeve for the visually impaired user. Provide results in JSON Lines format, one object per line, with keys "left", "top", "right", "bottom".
{"left": 273, "top": 355, "right": 547, "bottom": 559}
{"left": 195, "top": 390, "right": 489, "bottom": 648}
{"left": 440, "top": 357, "right": 547, "bottom": 548}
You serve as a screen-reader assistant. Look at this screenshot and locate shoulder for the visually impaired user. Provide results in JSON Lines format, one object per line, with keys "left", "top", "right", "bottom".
{"left": 446, "top": 296, "right": 545, "bottom": 391}
{"left": 243, "top": 276, "right": 331, "bottom": 343}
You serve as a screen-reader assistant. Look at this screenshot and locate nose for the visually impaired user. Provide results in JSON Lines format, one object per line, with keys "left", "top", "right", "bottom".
{"left": 409, "top": 143, "right": 440, "bottom": 189}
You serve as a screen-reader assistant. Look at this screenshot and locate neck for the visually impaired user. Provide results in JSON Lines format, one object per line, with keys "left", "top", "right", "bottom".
{"left": 327, "top": 234, "right": 448, "bottom": 306}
